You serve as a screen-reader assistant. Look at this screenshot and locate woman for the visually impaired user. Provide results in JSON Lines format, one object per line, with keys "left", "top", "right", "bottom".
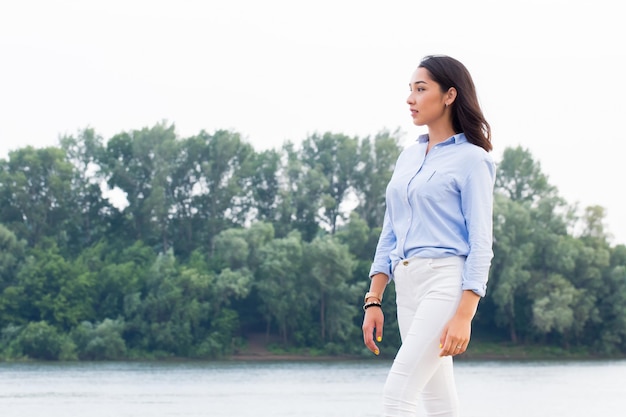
{"left": 361, "top": 55, "right": 495, "bottom": 417}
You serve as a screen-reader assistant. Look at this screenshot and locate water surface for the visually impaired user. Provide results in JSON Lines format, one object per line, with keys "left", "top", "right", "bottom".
{"left": 1, "top": 359, "right": 625, "bottom": 416}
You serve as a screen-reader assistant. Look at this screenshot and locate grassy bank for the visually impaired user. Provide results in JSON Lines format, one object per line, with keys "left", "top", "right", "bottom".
{"left": 231, "top": 335, "right": 626, "bottom": 362}
{"left": 458, "top": 341, "right": 607, "bottom": 361}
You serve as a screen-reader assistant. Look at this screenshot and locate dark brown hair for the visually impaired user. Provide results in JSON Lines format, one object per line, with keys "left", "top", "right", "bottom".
{"left": 418, "top": 55, "right": 492, "bottom": 152}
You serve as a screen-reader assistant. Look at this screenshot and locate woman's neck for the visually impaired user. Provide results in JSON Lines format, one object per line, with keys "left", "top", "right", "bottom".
{"left": 427, "top": 125, "right": 456, "bottom": 146}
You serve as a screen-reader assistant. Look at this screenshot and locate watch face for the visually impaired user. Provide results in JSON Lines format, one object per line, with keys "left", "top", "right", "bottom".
{"left": 365, "top": 292, "right": 381, "bottom": 302}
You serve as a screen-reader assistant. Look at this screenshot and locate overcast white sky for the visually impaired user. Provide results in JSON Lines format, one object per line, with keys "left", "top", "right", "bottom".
{"left": 1, "top": 0, "right": 625, "bottom": 245}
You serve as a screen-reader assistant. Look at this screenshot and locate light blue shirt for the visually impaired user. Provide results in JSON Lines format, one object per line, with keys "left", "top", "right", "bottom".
{"left": 369, "top": 133, "right": 496, "bottom": 297}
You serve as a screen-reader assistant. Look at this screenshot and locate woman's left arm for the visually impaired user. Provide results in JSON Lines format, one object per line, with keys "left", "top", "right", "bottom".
{"left": 440, "top": 154, "right": 496, "bottom": 357}
{"left": 438, "top": 290, "right": 480, "bottom": 357}
{"left": 460, "top": 156, "right": 496, "bottom": 297}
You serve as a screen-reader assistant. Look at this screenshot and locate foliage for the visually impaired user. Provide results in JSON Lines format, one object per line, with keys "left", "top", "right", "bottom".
{"left": 71, "top": 318, "right": 127, "bottom": 360}
{"left": 0, "top": 124, "right": 625, "bottom": 360}
{"left": 3, "top": 321, "right": 76, "bottom": 360}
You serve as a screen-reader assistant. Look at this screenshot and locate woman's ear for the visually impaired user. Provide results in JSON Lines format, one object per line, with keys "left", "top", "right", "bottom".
{"left": 446, "top": 87, "right": 458, "bottom": 106}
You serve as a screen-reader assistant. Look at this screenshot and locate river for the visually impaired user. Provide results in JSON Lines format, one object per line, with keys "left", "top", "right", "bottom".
{"left": 1, "top": 359, "right": 625, "bottom": 416}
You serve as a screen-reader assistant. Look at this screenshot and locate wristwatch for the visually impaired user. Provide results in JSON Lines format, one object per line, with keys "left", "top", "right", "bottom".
{"left": 364, "top": 291, "right": 382, "bottom": 303}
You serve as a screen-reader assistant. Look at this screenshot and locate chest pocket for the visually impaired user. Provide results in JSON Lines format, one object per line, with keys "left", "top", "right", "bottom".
{"left": 415, "top": 170, "right": 456, "bottom": 203}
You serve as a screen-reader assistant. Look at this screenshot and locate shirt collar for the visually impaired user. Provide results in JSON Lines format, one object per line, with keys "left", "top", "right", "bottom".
{"left": 417, "top": 132, "right": 467, "bottom": 145}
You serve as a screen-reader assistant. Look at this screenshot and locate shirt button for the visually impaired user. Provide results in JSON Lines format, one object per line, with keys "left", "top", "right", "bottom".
{"left": 402, "top": 260, "right": 409, "bottom": 266}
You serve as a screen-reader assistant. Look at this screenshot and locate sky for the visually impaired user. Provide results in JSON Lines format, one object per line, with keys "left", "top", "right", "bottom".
{"left": 1, "top": 0, "right": 625, "bottom": 245}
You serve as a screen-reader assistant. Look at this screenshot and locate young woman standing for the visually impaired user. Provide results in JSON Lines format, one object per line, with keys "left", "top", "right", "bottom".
{"left": 362, "top": 55, "right": 495, "bottom": 417}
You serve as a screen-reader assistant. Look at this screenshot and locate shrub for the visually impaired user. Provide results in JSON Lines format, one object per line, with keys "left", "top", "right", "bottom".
{"left": 71, "top": 318, "right": 127, "bottom": 360}
{"left": 10, "top": 321, "right": 76, "bottom": 360}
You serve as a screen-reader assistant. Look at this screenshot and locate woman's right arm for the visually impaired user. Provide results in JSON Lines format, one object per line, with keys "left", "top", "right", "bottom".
{"left": 362, "top": 272, "right": 389, "bottom": 355}
{"left": 362, "top": 209, "right": 395, "bottom": 355}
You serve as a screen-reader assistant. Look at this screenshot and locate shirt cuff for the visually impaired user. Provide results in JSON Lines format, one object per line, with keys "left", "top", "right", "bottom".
{"left": 462, "top": 280, "right": 487, "bottom": 297}
{"left": 369, "top": 263, "right": 393, "bottom": 281}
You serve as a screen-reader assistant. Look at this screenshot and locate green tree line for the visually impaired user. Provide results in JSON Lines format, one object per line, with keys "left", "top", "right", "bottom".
{"left": 0, "top": 122, "right": 625, "bottom": 360}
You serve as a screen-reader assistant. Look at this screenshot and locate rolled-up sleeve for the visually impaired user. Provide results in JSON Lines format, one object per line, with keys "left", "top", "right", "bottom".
{"left": 369, "top": 209, "right": 396, "bottom": 280}
{"left": 460, "top": 157, "right": 496, "bottom": 297}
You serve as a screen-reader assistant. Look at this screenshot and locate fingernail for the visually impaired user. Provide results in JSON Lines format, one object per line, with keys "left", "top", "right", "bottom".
{"left": 439, "top": 343, "right": 442, "bottom": 348}
{"left": 377, "top": 336, "right": 382, "bottom": 342}
{"left": 374, "top": 349, "right": 379, "bottom": 355}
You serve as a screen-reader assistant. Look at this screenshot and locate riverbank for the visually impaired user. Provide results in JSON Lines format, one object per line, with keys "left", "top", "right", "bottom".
{"left": 230, "top": 333, "right": 625, "bottom": 362}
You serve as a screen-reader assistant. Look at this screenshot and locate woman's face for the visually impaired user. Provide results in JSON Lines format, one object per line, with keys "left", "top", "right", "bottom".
{"left": 406, "top": 67, "right": 448, "bottom": 127}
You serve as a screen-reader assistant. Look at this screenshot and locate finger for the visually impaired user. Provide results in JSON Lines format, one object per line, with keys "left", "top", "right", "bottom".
{"left": 440, "top": 338, "right": 462, "bottom": 357}
{"left": 362, "top": 324, "right": 379, "bottom": 355}
{"left": 368, "top": 339, "right": 380, "bottom": 355}
{"left": 439, "top": 326, "right": 448, "bottom": 350}
{"left": 438, "top": 341, "right": 447, "bottom": 357}
{"left": 365, "top": 333, "right": 379, "bottom": 355}
{"left": 438, "top": 328, "right": 449, "bottom": 357}
{"left": 361, "top": 324, "right": 371, "bottom": 346}
{"left": 443, "top": 342, "right": 465, "bottom": 357}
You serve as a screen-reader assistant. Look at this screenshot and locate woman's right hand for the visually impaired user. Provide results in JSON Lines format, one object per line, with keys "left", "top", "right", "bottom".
{"left": 362, "top": 305, "right": 384, "bottom": 355}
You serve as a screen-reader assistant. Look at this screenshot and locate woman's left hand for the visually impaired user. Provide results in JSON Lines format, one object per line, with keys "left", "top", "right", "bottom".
{"left": 438, "top": 290, "right": 480, "bottom": 357}
{"left": 438, "top": 314, "right": 471, "bottom": 357}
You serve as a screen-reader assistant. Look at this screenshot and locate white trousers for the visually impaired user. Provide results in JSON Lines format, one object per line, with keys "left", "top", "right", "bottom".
{"left": 383, "top": 256, "right": 465, "bottom": 417}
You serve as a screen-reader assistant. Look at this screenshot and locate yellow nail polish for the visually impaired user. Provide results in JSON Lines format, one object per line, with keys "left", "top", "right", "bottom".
{"left": 374, "top": 349, "right": 380, "bottom": 355}
{"left": 439, "top": 343, "right": 443, "bottom": 348}
{"left": 377, "top": 336, "right": 382, "bottom": 342}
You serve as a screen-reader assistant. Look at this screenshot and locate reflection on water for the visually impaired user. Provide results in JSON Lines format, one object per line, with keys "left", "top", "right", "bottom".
{"left": 1, "top": 359, "right": 625, "bottom": 417}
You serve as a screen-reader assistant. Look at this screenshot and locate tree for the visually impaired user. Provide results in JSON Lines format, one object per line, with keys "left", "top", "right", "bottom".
{"left": 0, "top": 146, "right": 75, "bottom": 248}
{"left": 494, "top": 146, "right": 556, "bottom": 204}
{"left": 0, "top": 225, "right": 26, "bottom": 328}
{"left": 595, "top": 263, "right": 626, "bottom": 353}
{"left": 300, "top": 132, "right": 360, "bottom": 234}
{"left": 305, "top": 235, "right": 358, "bottom": 343}
{"left": 100, "top": 122, "right": 179, "bottom": 251}
{"left": 489, "top": 145, "right": 575, "bottom": 343}
{"left": 488, "top": 194, "right": 534, "bottom": 342}
{"left": 126, "top": 249, "right": 193, "bottom": 355}
{"left": 8, "top": 321, "right": 76, "bottom": 360}
{"left": 248, "top": 149, "right": 281, "bottom": 224}
{"left": 255, "top": 231, "right": 305, "bottom": 344}
{"left": 274, "top": 141, "right": 326, "bottom": 241}
{"left": 71, "top": 318, "right": 127, "bottom": 360}
{"left": 74, "top": 240, "right": 153, "bottom": 322}
{"left": 530, "top": 272, "right": 579, "bottom": 341}
{"left": 13, "top": 239, "right": 95, "bottom": 329}
{"left": 185, "top": 130, "right": 256, "bottom": 253}
{"left": 581, "top": 205, "right": 612, "bottom": 243}
{"left": 59, "top": 128, "right": 112, "bottom": 253}
{"left": 336, "top": 212, "right": 375, "bottom": 264}
{"left": 353, "top": 130, "right": 402, "bottom": 229}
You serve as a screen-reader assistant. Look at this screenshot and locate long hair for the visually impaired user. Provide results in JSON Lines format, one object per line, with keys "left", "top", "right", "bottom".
{"left": 418, "top": 55, "right": 492, "bottom": 152}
